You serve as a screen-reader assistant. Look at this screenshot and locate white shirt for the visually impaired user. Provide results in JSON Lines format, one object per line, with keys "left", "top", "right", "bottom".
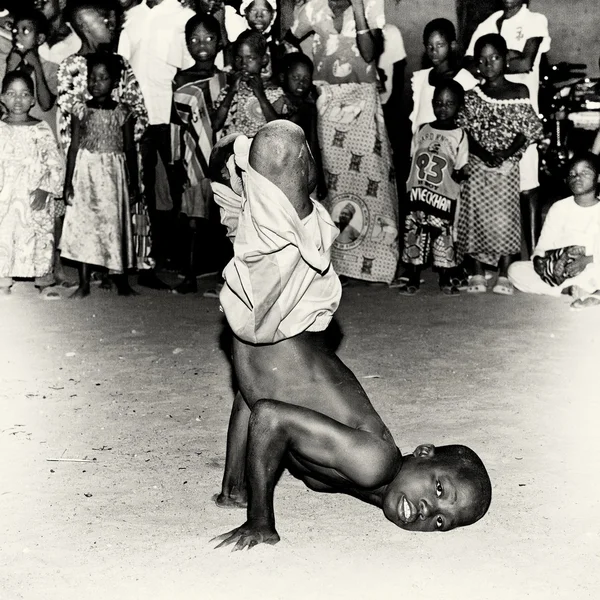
{"left": 378, "top": 24, "right": 406, "bottom": 105}
{"left": 39, "top": 27, "right": 82, "bottom": 65}
{"left": 118, "top": 0, "right": 195, "bottom": 124}
{"left": 466, "top": 6, "right": 550, "bottom": 113}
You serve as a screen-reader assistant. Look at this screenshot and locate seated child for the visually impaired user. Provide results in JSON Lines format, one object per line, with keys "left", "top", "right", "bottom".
{"left": 273, "top": 52, "right": 326, "bottom": 199}
{"left": 207, "top": 121, "right": 492, "bottom": 549}
{"left": 213, "top": 29, "right": 284, "bottom": 137}
{"left": 171, "top": 13, "right": 228, "bottom": 294}
{"left": 508, "top": 153, "right": 600, "bottom": 309}
{"left": 399, "top": 80, "right": 468, "bottom": 296}
{"left": 0, "top": 72, "right": 65, "bottom": 297}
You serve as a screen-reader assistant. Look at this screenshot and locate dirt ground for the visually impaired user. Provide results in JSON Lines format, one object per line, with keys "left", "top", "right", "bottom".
{"left": 1, "top": 273, "right": 599, "bottom": 600}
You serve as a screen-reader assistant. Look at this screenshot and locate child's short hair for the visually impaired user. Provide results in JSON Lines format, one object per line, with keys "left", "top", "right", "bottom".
{"left": 234, "top": 29, "right": 268, "bottom": 58}
{"left": 433, "top": 79, "right": 464, "bottom": 107}
{"left": 2, "top": 70, "right": 35, "bottom": 94}
{"left": 13, "top": 7, "right": 49, "bottom": 39}
{"left": 185, "top": 13, "right": 221, "bottom": 45}
{"left": 569, "top": 152, "right": 600, "bottom": 177}
{"left": 280, "top": 52, "right": 314, "bottom": 76}
{"left": 474, "top": 33, "right": 508, "bottom": 60}
{"left": 68, "top": 0, "right": 122, "bottom": 25}
{"left": 86, "top": 52, "right": 123, "bottom": 84}
{"left": 423, "top": 18, "right": 456, "bottom": 45}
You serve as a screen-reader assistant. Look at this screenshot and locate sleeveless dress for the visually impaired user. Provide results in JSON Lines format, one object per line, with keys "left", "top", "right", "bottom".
{"left": 60, "top": 105, "right": 135, "bottom": 273}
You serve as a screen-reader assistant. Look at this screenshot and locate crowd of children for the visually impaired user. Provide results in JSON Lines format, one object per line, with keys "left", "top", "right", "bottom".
{"left": 0, "top": 0, "right": 599, "bottom": 308}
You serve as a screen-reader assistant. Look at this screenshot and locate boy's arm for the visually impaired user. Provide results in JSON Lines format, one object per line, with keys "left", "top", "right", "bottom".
{"left": 213, "top": 399, "right": 397, "bottom": 550}
{"left": 63, "top": 115, "right": 81, "bottom": 204}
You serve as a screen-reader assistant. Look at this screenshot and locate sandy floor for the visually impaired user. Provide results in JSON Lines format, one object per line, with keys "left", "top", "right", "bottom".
{"left": 1, "top": 275, "right": 599, "bottom": 600}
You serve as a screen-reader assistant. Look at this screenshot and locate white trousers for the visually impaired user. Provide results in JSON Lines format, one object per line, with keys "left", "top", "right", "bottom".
{"left": 508, "top": 260, "right": 600, "bottom": 296}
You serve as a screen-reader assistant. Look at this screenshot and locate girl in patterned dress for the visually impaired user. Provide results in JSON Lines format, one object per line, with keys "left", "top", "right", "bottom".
{"left": 456, "top": 33, "right": 542, "bottom": 295}
{"left": 0, "top": 72, "right": 65, "bottom": 296}
{"left": 60, "top": 53, "right": 139, "bottom": 298}
{"left": 213, "top": 30, "right": 284, "bottom": 138}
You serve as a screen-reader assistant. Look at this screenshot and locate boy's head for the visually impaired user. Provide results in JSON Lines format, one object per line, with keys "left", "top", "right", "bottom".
{"left": 234, "top": 30, "right": 268, "bottom": 75}
{"left": 185, "top": 13, "right": 221, "bottom": 63}
{"left": 279, "top": 52, "right": 313, "bottom": 99}
{"left": 501, "top": 0, "right": 526, "bottom": 12}
{"left": 33, "top": 0, "right": 66, "bottom": 24}
{"left": 194, "top": 0, "right": 223, "bottom": 16}
{"left": 423, "top": 18, "right": 456, "bottom": 67}
{"left": 567, "top": 153, "right": 599, "bottom": 196}
{"left": 382, "top": 444, "right": 492, "bottom": 532}
{"left": 432, "top": 80, "right": 463, "bottom": 123}
{"left": 12, "top": 9, "right": 48, "bottom": 53}
{"left": 86, "top": 52, "right": 122, "bottom": 97}
{"left": 242, "top": 0, "right": 275, "bottom": 34}
{"left": 1, "top": 71, "right": 36, "bottom": 115}
{"left": 68, "top": 0, "right": 121, "bottom": 51}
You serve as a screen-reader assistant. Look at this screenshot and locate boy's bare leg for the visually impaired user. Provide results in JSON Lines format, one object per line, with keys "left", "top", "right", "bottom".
{"left": 214, "top": 391, "right": 250, "bottom": 508}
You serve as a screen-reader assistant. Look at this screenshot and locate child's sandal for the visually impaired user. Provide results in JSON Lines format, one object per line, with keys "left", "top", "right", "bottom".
{"left": 492, "top": 276, "right": 514, "bottom": 296}
{"left": 397, "top": 283, "right": 420, "bottom": 296}
{"left": 466, "top": 275, "right": 487, "bottom": 293}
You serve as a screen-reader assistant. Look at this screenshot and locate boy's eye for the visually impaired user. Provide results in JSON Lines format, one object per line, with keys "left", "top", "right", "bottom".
{"left": 435, "top": 480, "right": 443, "bottom": 498}
{"left": 436, "top": 516, "right": 444, "bottom": 529}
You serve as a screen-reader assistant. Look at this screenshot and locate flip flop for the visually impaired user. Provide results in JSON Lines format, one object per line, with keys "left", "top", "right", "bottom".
{"left": 397, "top": 284, "right": 420, "bottom": 296}
{"left": 440, "top": 284, "right": 460, "bottom": 296}
{"left": 466, "top": 275, "right": 487, "bottom": 293}
{"left": 492, "top": 277, "right": 514, "bottom": 296}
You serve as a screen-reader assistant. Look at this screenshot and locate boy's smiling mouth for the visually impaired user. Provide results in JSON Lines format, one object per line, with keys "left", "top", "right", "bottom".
{"left": 399, "top": 494, "right": 416, "bottom": 523}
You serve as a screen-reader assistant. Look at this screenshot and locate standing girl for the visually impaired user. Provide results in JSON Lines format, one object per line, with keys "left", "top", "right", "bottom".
{"left": 0, "top": 72, "right": 64, "bottom": 296}
{"left": 456, "top": 34, "right": 542, "bottom": 295}
{"left": 60, "top": 53, "right": 138, "bottom": 298}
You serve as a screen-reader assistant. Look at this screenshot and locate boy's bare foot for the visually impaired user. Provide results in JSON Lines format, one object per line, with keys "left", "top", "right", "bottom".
{"left": 212, "top": 490, "right": 248, "bottom": 508}
{"left": 567, "top": 285, "right": 586, "bottom": 300}
{"left": 70, "top": 286, "right": 90, "bottom": 299}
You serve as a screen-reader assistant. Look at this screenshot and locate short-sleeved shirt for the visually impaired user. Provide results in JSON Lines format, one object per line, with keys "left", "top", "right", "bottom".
{"left": 466, "top": 6, "right": 550, "bottom": 112}
{"left": 406, "top": 124, "right": 468, "bottom": 222}
{"left": 118, "top": 0, "right": 195, "bottom": 124}
{"left": 291, "top": 0, "right": 385, "bottom": 84}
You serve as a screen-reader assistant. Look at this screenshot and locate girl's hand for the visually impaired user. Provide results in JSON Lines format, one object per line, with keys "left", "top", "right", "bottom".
{"left": 228, "top": 71, "right": 243, "bottom": 90}
{"left": 30, "top": 189, "right": 49, "bottom": 211}
{"left": 486, "top": 152, "right": 505, "bottom": 168}
{"left": 63, "top": 183, "right": 74, "bottom": 206}
{"left": 245, "top": 74, "right": 264, "bottom": 96}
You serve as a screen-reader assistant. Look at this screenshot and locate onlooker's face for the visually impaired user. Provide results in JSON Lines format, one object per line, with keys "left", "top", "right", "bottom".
{"left": 338, "top": 208, "right": 352, "bottom": 225}
{"left": 236, "top": 42, "right": 264, "bottom": 75}
{"left": 245, "top": 0, "right": 274, "bottom": 33}
{"left": 283, "top": 62, "right": 312, "bottom": 98}
{"left": 196, "top": 0, "right": 223, "bottom": 15}
{"left": 117, "top": 0, "right": 138, "bottom": 9}
{"left": 477, "top": 43, "right": 505, "bottom": 81}
{"left": 12, "top": 19, "right": 39, "bottom": 54}
{"left": 1, "top": 78, "right": 35, "bottom": 117}
{"left": 567, "top": 159, "right": 598, "bottom": 195}
{"left": 87, "top": 63, "right": 114, "bottom": 99}
{"left": 425, "top": 31, "right": 450, "bottom": 67}
{"left": 433, "top": 88, "right": 459, "bottom": 122}
{"left": 83, "top": 9, "right": 119, "bottom": 50}
{"left": 501, "top": 0, "right": 525, "bottom": 13}
{"left": 187, "top": 22, "right": 219, "bottom": 63}
{"left": 34, "top": 0, "right": 63, "bottom": 22}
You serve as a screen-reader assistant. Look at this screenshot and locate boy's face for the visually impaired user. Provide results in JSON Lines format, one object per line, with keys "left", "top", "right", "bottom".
{"left": 81, "top": 9, "right": 119, "bottom": 50}
{"left": 236, "top": 42, "right": 264, "bottom": 75}
{"left": 12, "top": 19, "right": 42, "bottom": 53}
{"left": 1, "top": 78, "right": 35, "bottom": 116}
{"left": 425, "top": 31, "right": 450, "bottom": 66}
{"left": 34, "top": 0, "right": 63, "bottom": 22}
{"left": 502, "top": 0, "right": 525, "bottom": 12}
{"left": 382, "top": 445, "right": 480, "bottom": 532}
{"left": 283, "top": 62, "right": 312, "bottom": 98}
{"left": 196, "top": 0, "right": 223, "bottom": 15}
{"left": 433, "top": 88, "right": 459, "bottom": 122}
{"left": 567, "top": 160, "right": 598, "bottom": 195}
{"left": 245, "top": 0, "right": 274, "bottom": 33}
{"left": 87, "top": 63, "right": 113, "bottom": 99}
{"left": 187, "top": 23, "right": 219, "bottom": 63}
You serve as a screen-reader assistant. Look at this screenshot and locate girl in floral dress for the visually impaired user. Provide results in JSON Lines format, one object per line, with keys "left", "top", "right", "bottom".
{"left": 56, "top": 0, "right": 151, "bottom": 273}
{"left": 0, "top": 72, "right": 65, "bottom": 297}
{"left": 456, "top": 33, "right": 543, "bottom": 295}
{"left": 60, "top": 53, "right": 138, "bottom": 298}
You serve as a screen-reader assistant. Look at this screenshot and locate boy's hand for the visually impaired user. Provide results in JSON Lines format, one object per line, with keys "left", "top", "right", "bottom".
{"left": 212, "top": 520, "right": 280, "bottom": 551}
{"left": 63, "top": 183, "right": 74, "bottom": 206}
{"left": 486, "top": 151, "right": 505, "bottom": 168}
{"left": 30, "top": 189, "right": 49, "bottom": 211}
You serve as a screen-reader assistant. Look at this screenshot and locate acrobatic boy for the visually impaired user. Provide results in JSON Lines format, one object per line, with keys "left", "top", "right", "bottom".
{"left": 209, "top": 121, "right": 492, "bottom": 550}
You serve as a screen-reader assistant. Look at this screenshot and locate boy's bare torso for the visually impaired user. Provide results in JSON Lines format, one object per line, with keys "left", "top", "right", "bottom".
{"left": 233, "top": 332, "right": 399, "bottom": 493}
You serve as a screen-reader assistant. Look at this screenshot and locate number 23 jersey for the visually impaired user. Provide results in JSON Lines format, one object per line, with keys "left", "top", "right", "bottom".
{"left": 406, "top": 124, "right": 468, "bottom": 222}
